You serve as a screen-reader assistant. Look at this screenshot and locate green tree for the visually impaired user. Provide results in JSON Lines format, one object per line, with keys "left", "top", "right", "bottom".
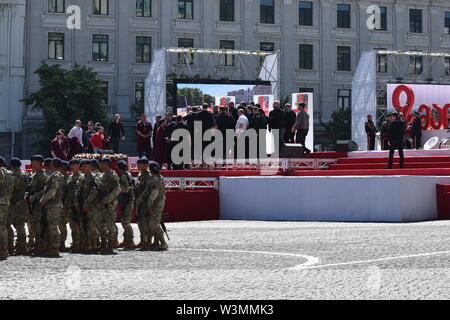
{"left": 23, "top": 63, "right": 108, "bottom": 154}
{"left": 177, "top": 87, "right": 204, "bottom": 106}
{"left": 321, "top": 107, "right": 352, "bottom": 141}
{"left": 203, "top": 94, "right": 215, "bottom": 105}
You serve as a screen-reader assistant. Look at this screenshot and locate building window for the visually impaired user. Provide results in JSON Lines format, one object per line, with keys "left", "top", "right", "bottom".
{"left": 136, "top": 0, "right": 151, "bottom": 17}
{"left": 445, "top": 12, "right": 450, "bottom": 35}
{"left": 299, "top": 1, "right": 313, "bottom": 26}
{"left": 92, "top": 34, "right": 109, "bottom": 62}
{"left": 260, "top": 0, "right": 274, "bottom": 24}
{"left": 136, "top": 36, "right": 152, "bottom": 63}
{"left": 377, "top": 50, "right": 387, "bottom": 73}
{"left": 299, "top": 44, "right": 313, "bottom": 70}
{"left": 220, "top": 0, "right": 234, "bottom": 22}
{"left": 409, "top": 9, "right": 422, "bottom": 33}
{"left": 337, "top": 4, "right": 351, "bottom": 28}
{"left": 409, "top": 55, "right": 423, "bottom": 74}
{"left": 93, "top": 0, "right": 109, "bottom": 15}
{"left": 337, "top": 46, "right": 351, "bottom": 71}
{"left": 219, "top": 40, "right": 235, "bottom": 66}
{"left": 48, "top": 0, "right": 65, "bottom": 13}
{"left": 337, "top": 89, "right": 351, "bottom": 109}
{"left": 375, "top": 6, "right": 387, "bottom": 31}
{"left": 445, "top": 58, "right": 450, "bottom": 76}
{"left": 135, "top": 82, "right": 145, "bottom": 104}
{"left": 101, "top": 81, "right": 109, "bottom": 105}
{"left": 178, "top": 38, "right": 194, "bottom": 64}
{"left": 48, "top": 33, "right": 64, "bottom": 60}
{"left": 178, "top": 0, "right": 193, "bottom": 19}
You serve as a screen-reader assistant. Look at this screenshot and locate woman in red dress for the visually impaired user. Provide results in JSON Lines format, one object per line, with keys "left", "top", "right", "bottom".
{"left": 152, "top": 119, "right": 168, "bottom": 167}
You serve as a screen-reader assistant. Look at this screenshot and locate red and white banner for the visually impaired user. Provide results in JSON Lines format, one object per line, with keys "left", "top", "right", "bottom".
{"left": 215, "top": 96, "right": 236, "bottom": 107}
{"left": 254, "top": 95, "right": 274, "bottom": 114}
{"left": 387, "top": 84, "right": 450, "bottom": 130}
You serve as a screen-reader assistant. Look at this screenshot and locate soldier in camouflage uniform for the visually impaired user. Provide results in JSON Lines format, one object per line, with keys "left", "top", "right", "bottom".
{"left": 134, "top": 158, "right": 152, "bottom": 249}
{"left": 58, "top": 161, "right": 70, "bottom": 252}
{"left": 0, "top": 156, "right": 13, "bottom": 259}
{"left": 26, "top": 155, "right": 47, "bottom": 255}
{"left": 147, "top": 162, "right": 168, "bottom": 251}
{"left": 39, "top": 158, "right": 65, "bottom": 257}
{"left": 66, "top": 159, "right": 83, "bottom": 253}
{"left": 7, "top": 158, "right": 30, "bottom": 255}
{"left": 117, "top": 160, "right": 135, "bottom": 250}
{"left": 76, "top": 160, "right": 100, "bottom": 254}
{"left": 96, "top": 158, "right": 120, "bottom": 254}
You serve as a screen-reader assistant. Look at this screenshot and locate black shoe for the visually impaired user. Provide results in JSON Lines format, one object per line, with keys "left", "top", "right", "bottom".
{"left": 384, "top": 166, "right": 392, "bottom": 169}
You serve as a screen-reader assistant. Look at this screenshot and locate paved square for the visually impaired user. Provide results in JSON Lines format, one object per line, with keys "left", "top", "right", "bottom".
{"left": 1, "top": 220, "right": 450, "bottom": 300}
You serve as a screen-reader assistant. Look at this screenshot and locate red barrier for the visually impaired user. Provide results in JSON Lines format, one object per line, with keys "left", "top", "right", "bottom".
{"left": 116, "top": 189, "right": 220, "bottom": 223}
{"left": 436, "top": 184, "right": 450, "bottom": 220}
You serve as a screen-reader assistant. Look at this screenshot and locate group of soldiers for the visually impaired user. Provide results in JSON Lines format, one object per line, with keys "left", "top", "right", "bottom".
{"left": 0, "top": 155, "right": 168, "bottom": 260}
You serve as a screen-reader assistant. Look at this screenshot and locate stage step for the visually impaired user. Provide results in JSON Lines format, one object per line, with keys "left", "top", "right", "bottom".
{"left": 337, "top": 156, "right": 450, "bottom": 165}
{"left": 287, "top": 168, "right": 450, "bottom": 176}
{"left": 329, "top": 162, "right": 450, "bottom": 170}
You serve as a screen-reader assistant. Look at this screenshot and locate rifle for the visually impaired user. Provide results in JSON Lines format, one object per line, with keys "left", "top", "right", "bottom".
{"left": 161, "top": 213, "right": 170, "bottom": 241}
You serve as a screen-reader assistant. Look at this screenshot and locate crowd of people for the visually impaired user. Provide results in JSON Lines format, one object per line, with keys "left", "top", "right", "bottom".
{"left": 365, "top": 111, "right": 423, "bottom": 169}
{"left": 143, "top": 100, "right": 311, "bottom": 169}
{"left": 50, "top": 116, "right": 126, "bottom": 160}
{"left": 0, "top": 155, "right": 167, "bottom": 260}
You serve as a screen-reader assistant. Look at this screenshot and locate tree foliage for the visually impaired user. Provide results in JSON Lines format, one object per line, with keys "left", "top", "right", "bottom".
{"left": 177, "top": 87, "right": 215, "bottom": 107}
{"left": 23, "top": 63, "right": 108, "bottom": 154}
{"left": 321, "top": 107, "right": 352, "bottom": 141}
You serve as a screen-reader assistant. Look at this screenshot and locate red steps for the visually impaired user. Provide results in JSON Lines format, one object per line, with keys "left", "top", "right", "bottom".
{"left": 436, "top": 184, "right": 450, "bottom": 220}
{"left": 329, "top": 162, "right": 450, "bottom": 170}
{"left": 338, "top": 156, "right": 450, "bottom": 164}
{"left": 287, "top": 168, "right": 450, "bottom": 176}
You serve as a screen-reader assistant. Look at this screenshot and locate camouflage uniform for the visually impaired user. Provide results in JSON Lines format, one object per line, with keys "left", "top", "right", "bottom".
{"left": 59, "top": 174, "right": 70, "bottom": 250}
{"left": 27, "top": 169, "right": 47, "bottom": 251}
{"left": 65, "top": 171, "right": 83, "bottom": 250}
{"left": 8, "top": 169, "right": 30, "bottom": 253}
{"left": 40, "top": 171, "right": 64, "bottom": 253}
{"left": 0, "top": 167, "right": 13, "bottom": 257}
{"left": 95, "top": 169, "right": 120, "bottom": 249}
{"left": 118, "top": 171, "right": 135, "bottom": 247}
{"left": 147, "top": 174, "right": 167, "bottom": 250}
{"left": 76, "top": 172, "right": 100, "bottom": 252}
{"left": 135, "top": 170, "right": 153, "bottom": 247}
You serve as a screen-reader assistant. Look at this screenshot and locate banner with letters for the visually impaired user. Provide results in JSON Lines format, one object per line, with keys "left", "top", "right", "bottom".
{"left": 254, "top": 95, "right": 274, "bottom": 114}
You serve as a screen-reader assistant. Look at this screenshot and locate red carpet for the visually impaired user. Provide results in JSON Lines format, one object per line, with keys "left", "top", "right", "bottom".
{"left": 338, "top": 156, "right": 450, "bottom": 164}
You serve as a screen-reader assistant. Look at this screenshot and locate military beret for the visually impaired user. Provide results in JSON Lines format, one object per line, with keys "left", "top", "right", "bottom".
{"left": 91, "top": 159, "right": 99, "bottom": 167}
{"left": 52, "top": 158, "right": 63, "bottom": 167}
{"left": 9, "top": 158, "right": 22, "bottom": 167}
{"left": 117, "top": 160, "right": 128, "bottom": 170}
{"left": 137, "top": 157, "right": 149, "bottom": 165}
{"left": 0, "top": 156, "right": 6, "bottom": 165}
{"left": 31, "top": 155, "right": 45, "bottom": 163}
{"left": 99, "top": 157, "right": 111, "bottom": 164}
{"left": 69, "top": 158, "right": 80, "bottom": 165}
{"left": 81, "top": 159, "right": 92, "bottom": 166}
{"left": 44, "top": 158, "right": 53, "bottom": 165}
{"left": 149, "top": 161, "right": 161, "bottom": 173}
{"left": 61, "top": 161, "right": 70, "bottom": 170}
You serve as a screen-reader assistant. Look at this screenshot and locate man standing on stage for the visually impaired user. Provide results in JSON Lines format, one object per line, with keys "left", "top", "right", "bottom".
{"left": 386, "top": 112, "right": 406, "bottom": 169}
{"left": 108, "top": 114, "right": 126, "bottom": 154}
{"left": 380, "top": 114, "right": 393, "bottom": 151}
{"left": 412, "top": 112, "right": 423, "bottom": 149}
{"left": 284, "top": 104, "right": 297, "bottom": 143}
{"left": 292, "top": 103, "right": 311, "bottom": 156}
{"left": 365, "top": 114, "right": 378, "bottom": 151}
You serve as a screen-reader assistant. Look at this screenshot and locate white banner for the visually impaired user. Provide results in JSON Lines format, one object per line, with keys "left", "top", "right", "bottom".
{"left": 253, "top": 95, "right": 274, "bottom": 114}
{"left": 215, "top": 96, "right": 236, "bottom": 106}
{"left": 352, "top": 51, "right": 377, "bottom": 150}
{"left": 387, "top": 84, "right": 450, "bottom": 112}
{"left": 145, "top": 48, "right": 167, "bottom": 124}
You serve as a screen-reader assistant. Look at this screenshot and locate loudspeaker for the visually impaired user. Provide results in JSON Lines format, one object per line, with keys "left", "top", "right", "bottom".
{"left": 282, "top": 144, "right": 305, "bottom": 158}
{"left": 335, "top": 140, "right": 359, "bottom": 152}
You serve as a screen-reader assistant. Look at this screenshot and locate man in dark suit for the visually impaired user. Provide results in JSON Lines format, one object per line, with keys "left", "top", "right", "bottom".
{"left": 365, "top": 114, "right": 378, "bottom": 151}
{"left": 412, "top": 112, "right": 422, "bottom": 149}
{"left": 386, "top": 112, "right": 406, "bottom": 169}
{"left": 284, "top": 104, "right": 297, "bottom": 143}
{"left": 268, "top": 101, "right": 285, "bottom": 154}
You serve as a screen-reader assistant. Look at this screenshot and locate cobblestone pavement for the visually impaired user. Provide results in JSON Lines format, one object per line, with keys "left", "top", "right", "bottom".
{"left": 1, "top": 220, "right": 450, "bottom": 300}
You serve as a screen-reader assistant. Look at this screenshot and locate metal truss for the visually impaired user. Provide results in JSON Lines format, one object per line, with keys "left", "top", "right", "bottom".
{"left": 164, "top": 47, "right": 279, "bottom": 86}
{"left": 164, "top": 177, "right": 219, "bottom": 190}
